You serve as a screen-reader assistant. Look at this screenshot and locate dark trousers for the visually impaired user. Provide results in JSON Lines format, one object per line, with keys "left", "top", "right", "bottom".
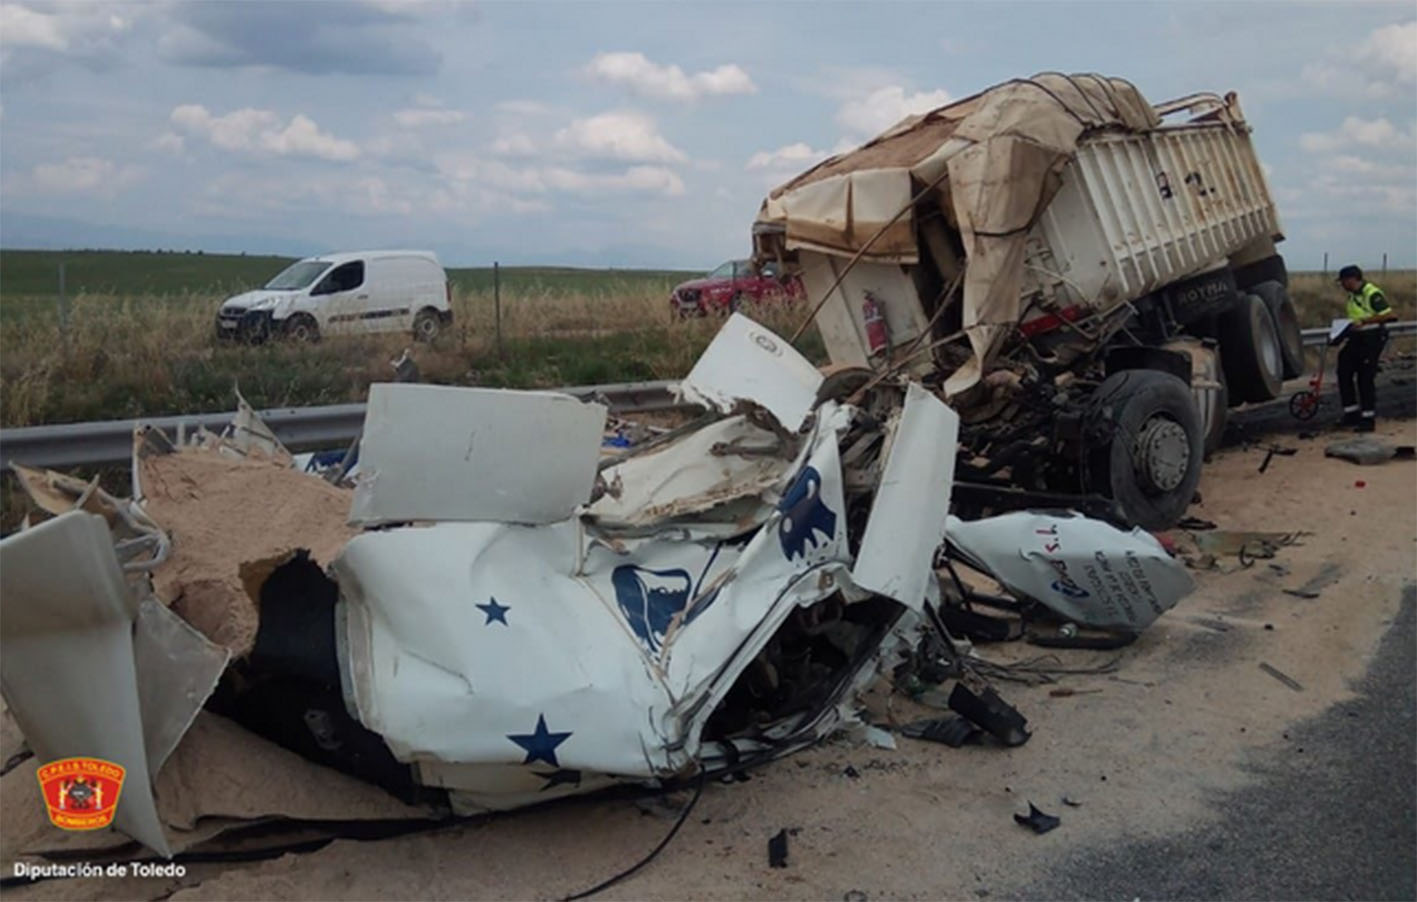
{"left": 1337, "top": 328, "right": 1387, "bottom": 413}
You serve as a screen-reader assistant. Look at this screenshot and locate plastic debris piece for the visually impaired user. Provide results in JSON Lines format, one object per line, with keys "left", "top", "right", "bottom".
{"left": 1259, "top": 662, "right": 1304, "bottom": 692}
{"left": 1014, "top": 803, "right": 1060, "bottom": 834}
{"left": 1326, "top": 437, "right": 1416, "bottom": 466}
{"left": 768, "top": 829, "right": 789, "bottom": 868}
{"left": 898, "top": 716, "right": 982, "bottom": 748}
{"left": 1062, "top": 796, "right": 1083, "bottom": 807}
{"left": 948, "top": 683, "right": 1030, "bottom": 747}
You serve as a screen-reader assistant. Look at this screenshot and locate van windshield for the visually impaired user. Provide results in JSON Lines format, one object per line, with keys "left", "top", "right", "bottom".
{"left": 264, "top": 261, "right": 331, "bottom": 291}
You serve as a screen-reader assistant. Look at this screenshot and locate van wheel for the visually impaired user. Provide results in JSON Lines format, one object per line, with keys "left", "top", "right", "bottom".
{"left": 283, "top": 314, "right": 320, "bottom": 344}
{"left": 413, "top": 308, "right": 442, "bottom": 342}
{"left": 1087, "top": 369, "right": 1204, "bottom": 531}
{"left": 1251, "top": 281, "right": 1304, "bottom": 379}
{"left": 1217, "top": 292, "right": 1284, "bottom": 403}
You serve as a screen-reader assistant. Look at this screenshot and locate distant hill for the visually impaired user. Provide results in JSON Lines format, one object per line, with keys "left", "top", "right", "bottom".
{"left": 0, "top": 249, "right": 699, "bottom": 303}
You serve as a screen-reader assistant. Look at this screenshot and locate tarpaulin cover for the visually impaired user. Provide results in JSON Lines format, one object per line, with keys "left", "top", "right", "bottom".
{"left": 757, "top": 73, "right": 1159, "bottom": 392}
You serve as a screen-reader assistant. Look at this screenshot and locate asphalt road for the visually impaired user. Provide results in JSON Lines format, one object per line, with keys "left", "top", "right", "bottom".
{"left": 1226, "top": 355, "right": 1417, "bottom": 445}
{"left": 1026, "top": 586, "right": 1416, "bottom": 901}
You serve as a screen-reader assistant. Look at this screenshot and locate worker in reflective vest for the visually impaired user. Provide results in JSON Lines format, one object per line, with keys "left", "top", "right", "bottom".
{"left": 1335, "top": 265, "right": 1395, "bottom": 432}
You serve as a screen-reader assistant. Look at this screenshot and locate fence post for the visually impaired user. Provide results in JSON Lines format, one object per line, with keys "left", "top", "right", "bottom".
{"left": 1381, "top": 253, "right": 1387, "bottom": 276}
{"left": 494, "top": 260, "right": 503, "bottom": 359}
{"left": 1322, "top": 252, "right": 1328, "bottom": 277}
{"left": 57, "top": 261, "right": 69, "bottom": 336}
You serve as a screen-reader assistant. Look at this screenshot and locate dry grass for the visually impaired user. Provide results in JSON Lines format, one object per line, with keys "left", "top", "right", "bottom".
{"left": 3, "top": 270, "right": 1411, "bottom": 428}
{"left": 0, "top": 285, "right": 820, "bottom": 427}
{"left": 1288, "top": 270, "right": 1415, "bottom": 326}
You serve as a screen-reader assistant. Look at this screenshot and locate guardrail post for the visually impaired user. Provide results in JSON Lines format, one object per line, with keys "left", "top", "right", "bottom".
{"left": 57, "top": 261, "right": 69, "bottom": 338}
{"left": 494, "top": 260, "right": 503, "bottom": 359}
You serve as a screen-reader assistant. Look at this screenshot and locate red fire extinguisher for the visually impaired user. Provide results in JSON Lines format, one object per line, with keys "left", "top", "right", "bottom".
{"left": 862, "top": 291, "right": 889, "bottom": 355}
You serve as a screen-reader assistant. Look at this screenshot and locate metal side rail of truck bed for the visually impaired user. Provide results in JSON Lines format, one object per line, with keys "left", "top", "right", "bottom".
{"left": 0, "top": 380, "right": 684, "bottom": 470}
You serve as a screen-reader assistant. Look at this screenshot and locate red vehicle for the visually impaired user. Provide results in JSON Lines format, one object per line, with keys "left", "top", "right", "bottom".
{"left": 670, "top": 259, "right": 802, "bottom": 316}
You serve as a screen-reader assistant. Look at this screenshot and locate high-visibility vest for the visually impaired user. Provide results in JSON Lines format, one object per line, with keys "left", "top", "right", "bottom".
{"left": 1346, "top": 281, "right": 1386, "bottom": 321}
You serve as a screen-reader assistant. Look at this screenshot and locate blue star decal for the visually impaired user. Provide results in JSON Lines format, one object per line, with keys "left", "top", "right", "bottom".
{"left": 508, "top": 714, "right": 572, "bottom": 767}
{"left": 476, "top": 597, "right": 510, "bottom": 626}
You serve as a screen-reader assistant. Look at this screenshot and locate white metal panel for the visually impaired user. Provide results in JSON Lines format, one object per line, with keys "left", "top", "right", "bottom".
{"left": 1025, "top": 123, "right": 1281, "bottom": 315}
{"left": 678, "top": 313, "right": 824, "bottom": 432}
{"left": 852, "top": 383, "right": 960, "bottom": 609}
{"left": 0, "top": 512, "right": 173, "bottom": 857}
{"left": 797, "top": 251, "right": 931, "bottom": 372}
{"left": 350, "top": 384, "right": 607, "bottom": 526}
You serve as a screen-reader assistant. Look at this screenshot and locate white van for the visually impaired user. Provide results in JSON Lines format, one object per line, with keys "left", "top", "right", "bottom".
{"left": 216, "top": 250, "right": 452, "bottom": 343}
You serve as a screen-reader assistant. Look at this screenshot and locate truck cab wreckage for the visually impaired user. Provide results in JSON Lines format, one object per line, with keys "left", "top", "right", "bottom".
{"left": 2, "top": 73, "right": 1251, "bottom": 862}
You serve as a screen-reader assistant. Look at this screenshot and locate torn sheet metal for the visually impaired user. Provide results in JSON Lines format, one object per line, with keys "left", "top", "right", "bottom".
{"left": 226, "top": 389, "right": 292, "bottom": 462}
{"left": 349, "top": 383, "right": 607, "bottom": 526}
{"left": 946, "top": 511, "right": 1195, "bottom": 631}
{"left": 0, "top": 512, "right": 173, "bottom": 857}
{"left": 132, "top": 599, "right": 229, "bottom": 776}
{"left": 678, "top": 312, "right": 824, "bottom": 432}
{"left": 852, "top": 383, "right": 960, "bottom": 609}
{"left": 333, "top": 395, "right": 923, "bottom": 813}
{"left": 586, "top": 413, "right": 803, "bottom": 534}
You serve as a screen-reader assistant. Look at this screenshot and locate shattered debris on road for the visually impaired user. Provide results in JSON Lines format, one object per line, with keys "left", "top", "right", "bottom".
{"left": 0, "top": 310, "right": 1207, "bottom": 871}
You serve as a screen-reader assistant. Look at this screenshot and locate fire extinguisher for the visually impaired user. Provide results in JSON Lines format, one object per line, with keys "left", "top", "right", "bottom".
{"left": 862, "top": 291, "right": 889, "bottom": 355}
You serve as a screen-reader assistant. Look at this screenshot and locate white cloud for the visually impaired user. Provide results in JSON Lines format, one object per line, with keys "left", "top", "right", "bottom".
{"left": 541, "top": 165, "right": 685, "bottom": 196}
{"left": 747, "top": 142, "right": 829, "bottom": 170}
{"left": 490, "top": 132, "right": 539, "bottom": 157}
{"left": 496, "top": 99, "right": 554, "bottom": 117}
{"left": 0, "top": 4, "right": 68, "bottom": 49}
{"left": 1364, "top": 20, "right": 1416, "bottom": 83}
{"left": 1299, "top": 116, "right": 1413, "bottom": 153}
{"left": 435, "top": 153, "right": 684, "bottom": 197}
{"left": 170, "top": 104, "right": 359, "bottom": 161}
{"left": 393, "top": 108, "right": 465, "bottom": 127}
{"left": 554, "top": 110, "right": 686, "bottom": 163}
{"left": 1328, "top": 154, "right": 1410, "bottom": 178}
{"left": 584, "top": 51, "right": 756, "bottom": 101}
{"left": 26, "top": 156, "right": 143, "bottom": 196}
{"left": 263, "top": 114, "right": 361, "bottom": 161}
{"left": 1302, "top": 20, "right": 1417, "bottom": 97}
{"left": 153, "top": 132, "right": 186, "bottom": 155}
{"left": 836, "top": 85, "right": 950, "bottom": 137}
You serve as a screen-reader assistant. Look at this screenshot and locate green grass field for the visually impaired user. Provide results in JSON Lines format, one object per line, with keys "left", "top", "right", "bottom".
{"left": 0, "top": 249, "right": 695, "bottom": 314}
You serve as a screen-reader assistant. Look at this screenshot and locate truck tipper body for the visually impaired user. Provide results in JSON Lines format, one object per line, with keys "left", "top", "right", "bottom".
{"left": 753, "top": 73, "right": 1301, "bottom": 530}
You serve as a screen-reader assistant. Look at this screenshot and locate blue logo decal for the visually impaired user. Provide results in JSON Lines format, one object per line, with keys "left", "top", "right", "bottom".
{"left": 777, "top": 466, "right": 837, "bottom": 561}
{"left": 613, "top": 566, "right": 724, "bottom": 657}
{"left": 1051, "top": 580, "right": 1091, "bottom": 599}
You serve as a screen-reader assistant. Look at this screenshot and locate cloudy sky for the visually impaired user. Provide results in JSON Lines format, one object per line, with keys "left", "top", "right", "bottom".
{"left": 0, "top": 1, "right": 1413, "bottom": 270}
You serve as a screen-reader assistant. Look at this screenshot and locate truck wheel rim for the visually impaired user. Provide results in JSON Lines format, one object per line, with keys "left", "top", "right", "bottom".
{"left": 1134, "top": 416, "right": 1190, "bottom": 494}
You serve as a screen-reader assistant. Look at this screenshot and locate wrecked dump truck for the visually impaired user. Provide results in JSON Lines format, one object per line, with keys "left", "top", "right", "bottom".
{"left": 753, "top": 73, "right": 1298, "bottom": 529}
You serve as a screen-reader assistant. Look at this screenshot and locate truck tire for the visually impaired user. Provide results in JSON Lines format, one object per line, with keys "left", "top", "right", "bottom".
{"left": 1217, "top": 292, "right": 1283, "bottom": 403}
{"left": 1251, "top": 280, "right": 1304, "bottom": 379}
{"left": 1232, "top": 253, "right": 1288, "bottom": 289}
{"left": 1087, "top": 369, "right": 1204, "bottom": 531}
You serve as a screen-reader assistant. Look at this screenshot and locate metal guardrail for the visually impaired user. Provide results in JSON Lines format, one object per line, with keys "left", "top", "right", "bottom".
{"left": 0, "top": 380, "right": 682, "bottom": 470}
{"left": 1302, "top": 320, "right": 1415, "bottom": 347}
{"left": 5, "top": 322, "right": 1413, "bottom": 471}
